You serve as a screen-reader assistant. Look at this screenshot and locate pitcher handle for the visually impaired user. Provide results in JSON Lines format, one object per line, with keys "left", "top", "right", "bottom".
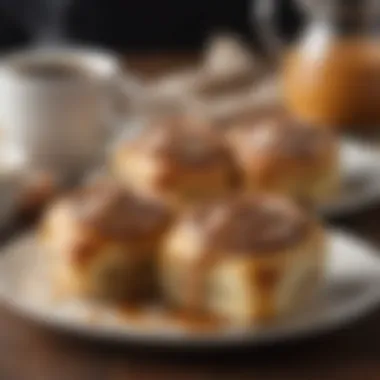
{"left": 251, "top": 0, "right": 309, "bottom": 63}
{"left": 119, "top": 72, "right": 146, "bottom": 108}
{"left": 105, "top": 70, "right": 146, "bottom": 133}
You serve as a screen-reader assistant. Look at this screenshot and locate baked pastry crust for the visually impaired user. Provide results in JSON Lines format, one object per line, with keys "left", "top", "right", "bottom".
{"left": 41, "top": 182, "right": 172, "bottom": 300}
{"left": 111, "top": 117, "right": 238, "bottom": 206}
{"left": 161, "top": 195, "right": 325, "bottom": 324}
{"left": 227, "top": 117, "right": 340, "bottom": 204}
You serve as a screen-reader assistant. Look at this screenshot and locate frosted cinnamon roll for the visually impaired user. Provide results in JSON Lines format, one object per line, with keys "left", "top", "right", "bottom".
{"left": 41, "top": 182, "right": 172, "bottom": 300}
{"left": 161, "top": 195, "right": 325, "bottom": 325}
{"left": 111, "top": 117, "right": 238, "bottom": 207}
{"left": 227, "top": 117, "right": 339, "bottom": 204}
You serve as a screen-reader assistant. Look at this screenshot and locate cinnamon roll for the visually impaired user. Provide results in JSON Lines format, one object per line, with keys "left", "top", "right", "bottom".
{"left": 161, "top": 195, "right": 325, "bottom": 325}
{"left": 111, "top": 117, "right": 238, "bottom": 207}
{"left": 41, "top": 181, "right": 172, "bottom": 300}
{"left": 227, "top": 117, "right": 339, "bottom": 204}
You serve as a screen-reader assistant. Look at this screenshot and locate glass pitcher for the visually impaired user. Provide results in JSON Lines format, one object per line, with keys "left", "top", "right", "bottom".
{"left": 253, "top": 0, "right": 380, "bottom": 130}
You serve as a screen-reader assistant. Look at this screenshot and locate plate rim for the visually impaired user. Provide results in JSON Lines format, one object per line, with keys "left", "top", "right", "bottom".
{"left": 321, "top": 138, "right": 380, "bottom": 216}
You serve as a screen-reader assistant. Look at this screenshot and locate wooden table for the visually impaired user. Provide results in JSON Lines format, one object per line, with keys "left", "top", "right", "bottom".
{"left": 1, "top": 53, "right": 380, "bottom": 380}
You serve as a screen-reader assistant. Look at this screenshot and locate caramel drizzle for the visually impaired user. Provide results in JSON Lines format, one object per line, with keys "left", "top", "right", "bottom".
{"left": 253, "top": 265, "right": 280, "bottom": 322}
{"left": 178, "top": 199, "right": 311, "bottom": 319}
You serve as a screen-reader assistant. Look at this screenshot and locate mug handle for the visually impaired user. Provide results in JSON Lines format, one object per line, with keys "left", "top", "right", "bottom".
{"left": 251, "top": 0, "right": 308, "bottom": 63}
{"left": 105, "top": 71, "right": 146, "bottom": 132}
{"left": 118, "top": 72, "right": 147, "bottom": 110}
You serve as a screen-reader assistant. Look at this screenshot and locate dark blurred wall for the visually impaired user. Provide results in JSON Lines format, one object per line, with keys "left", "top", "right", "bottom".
{"left": 0, "top": 0, "right": 301, "bottom": 51}
{"left": 66, "top": 0, "right": 246, "bottom": 50}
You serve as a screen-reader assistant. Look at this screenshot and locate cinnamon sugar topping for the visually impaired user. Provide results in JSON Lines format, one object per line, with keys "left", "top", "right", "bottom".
{"left": 135, "top": 118, "right": 232, "bottom": 168}
{"left": 185, "top": 196, "right": 311, "bottom": 254}
{"left": 71, "top": 182, "right": 171, "bottom": 240}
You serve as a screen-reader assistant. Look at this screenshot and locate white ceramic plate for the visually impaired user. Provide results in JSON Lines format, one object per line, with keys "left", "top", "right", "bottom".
{"left": 0, "top": 230, "right": 379, "bottom": 347}
{"left": 321, "top": 139, "right": 380, "bottom": 216}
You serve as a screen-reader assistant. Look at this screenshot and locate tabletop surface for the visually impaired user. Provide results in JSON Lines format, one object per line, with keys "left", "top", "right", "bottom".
{"left": 2, "top": 53, "right": 380, "bottom": 380}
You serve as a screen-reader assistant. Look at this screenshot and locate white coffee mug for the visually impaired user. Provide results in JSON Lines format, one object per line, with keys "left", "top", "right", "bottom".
{"left": 0, "top": 47, "right": 142, "bottom": 180}
{"left": 0, "top": 147, "right": 27, "bottom": 227}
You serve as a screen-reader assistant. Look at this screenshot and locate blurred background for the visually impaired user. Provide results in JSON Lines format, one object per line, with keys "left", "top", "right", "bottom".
{"left": 0, "top": 0, "right": 302, "bottom": 52}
